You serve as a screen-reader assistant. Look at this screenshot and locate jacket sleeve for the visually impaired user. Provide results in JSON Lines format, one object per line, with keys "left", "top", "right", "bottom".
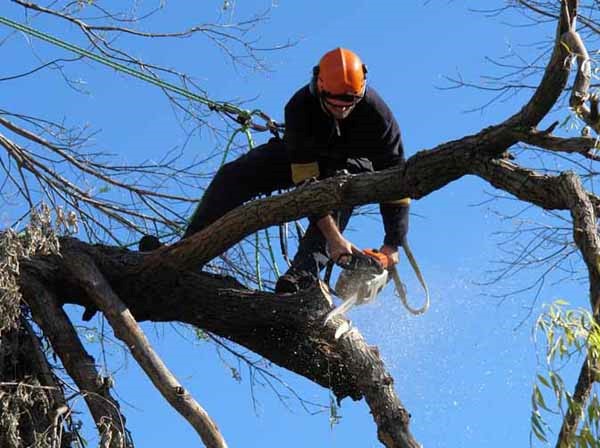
{"left": 380, "top": 201, "right": 409, "bottom": 246}
{"left": 370, "top": 108, "right": 410, "bottom": 247}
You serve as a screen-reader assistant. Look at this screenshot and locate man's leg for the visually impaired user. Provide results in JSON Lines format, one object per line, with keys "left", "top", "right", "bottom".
{"left": 275, "top": 158, "right": 373, "bottom": 293}
{"left": 183, "top": 137, "right": 292, "bottom": 238}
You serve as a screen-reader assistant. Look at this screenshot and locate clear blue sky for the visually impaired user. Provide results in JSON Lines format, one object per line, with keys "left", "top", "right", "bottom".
{"left": 2, "top": 1, "right": 589, "bottom": 446}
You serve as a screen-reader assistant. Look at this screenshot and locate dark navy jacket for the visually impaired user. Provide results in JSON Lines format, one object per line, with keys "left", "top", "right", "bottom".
{"left": 283, "top": 85, "right": 409, "bottom": 246}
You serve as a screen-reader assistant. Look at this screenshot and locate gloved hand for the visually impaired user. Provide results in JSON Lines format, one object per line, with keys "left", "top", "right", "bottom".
{"left": 379, "top": 244, "right": 399, "bottom": 265}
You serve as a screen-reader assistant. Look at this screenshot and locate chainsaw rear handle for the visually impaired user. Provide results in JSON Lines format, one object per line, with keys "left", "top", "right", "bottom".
{"left": 334, "top": 248, "right": 392, "bottom": 272}
{"left": 362, "top": 248, "right": 392, "bottom": 269}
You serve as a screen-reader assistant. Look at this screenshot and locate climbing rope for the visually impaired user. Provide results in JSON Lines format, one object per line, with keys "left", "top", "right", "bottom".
{"left": 0, "top": 16, "right": 284, "bottom": 135}
{"left": 0, "top": 16, "right": 430, "bottom": 302}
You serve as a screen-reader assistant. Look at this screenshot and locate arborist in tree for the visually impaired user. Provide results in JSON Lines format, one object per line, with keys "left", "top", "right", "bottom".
{"left": 145, "top": 48, "right": 410, "bottom": 294}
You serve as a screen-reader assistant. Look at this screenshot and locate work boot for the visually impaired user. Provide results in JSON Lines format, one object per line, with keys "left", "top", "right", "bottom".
{"left": 138, "top": 234, "right": 163, "bottom": 252}
{"left": 274, "top": 267, "right": 318, "bottom": 294}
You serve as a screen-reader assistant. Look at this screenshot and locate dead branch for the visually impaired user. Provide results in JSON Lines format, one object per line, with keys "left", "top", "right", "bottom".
{"left": 0, "top": 318, "right": 73, "bottom": 447}
{"left": 61, "top": 250, "right": 228, "bottom": 448}
{"left": 21, "top": 273, "right": 129, "bottom": 448}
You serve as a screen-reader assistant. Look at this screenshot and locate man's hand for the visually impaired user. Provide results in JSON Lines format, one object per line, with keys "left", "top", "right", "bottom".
{"left": 379, "top": 244, "right": 399, "bottom": 265}
{"left": 328, "top": 235, "right": 354, "bottom": 264}
{"left": 316, "top": 215, "right": 355, "bottom": 263}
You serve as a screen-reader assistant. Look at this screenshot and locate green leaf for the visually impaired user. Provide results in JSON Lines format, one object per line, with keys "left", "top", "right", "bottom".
{"left": 534, "top": 386, "right": 552, "bottom": 412}
{"left": 531, "top": 412, "right": 548, "bottom": 442}
{"left": 537, "top": 374, "right": 551, "bottom": 389}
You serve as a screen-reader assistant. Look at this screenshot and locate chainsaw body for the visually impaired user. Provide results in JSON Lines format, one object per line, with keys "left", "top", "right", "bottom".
{"left": 334, "top": 249, "right": 389, "bottom": 305}
{"left": 324, "top": 249, "right": 391, "bottom": 324}
{"left": 324, "top": 242, "right": 430, "bottom": 334}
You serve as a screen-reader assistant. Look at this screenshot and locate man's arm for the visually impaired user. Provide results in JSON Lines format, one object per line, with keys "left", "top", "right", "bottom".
{"left": 316, "top": 215, "right": 354, "bottom": 263}
{"left": 379, "top": 199, "right": 410, "bottom": 263}
{"left": 361, "top": 89, "right": 410, "bottom": 256}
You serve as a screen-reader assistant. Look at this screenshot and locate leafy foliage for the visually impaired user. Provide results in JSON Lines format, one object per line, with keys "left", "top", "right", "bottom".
{"left": 531, "top": 301, "right": 600, "bottom": 446}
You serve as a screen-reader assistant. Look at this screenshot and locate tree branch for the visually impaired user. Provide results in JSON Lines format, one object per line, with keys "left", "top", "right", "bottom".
{"left": 21, "top": 272, "right": 129, "bottom": 448}
{"left": 61, "top": 249, "right": 228, "bottom": 448}
{"left": 20, "top": 237, "right": 420, "bottom": 448}
{"left": 471, "top": 157, "right": 600, "bottom": 213}
{"left": 553, "top": 172, "right": 600, "bottom": 445}
{"left": 510, "top": 128, "right": 600, "bottom": 161}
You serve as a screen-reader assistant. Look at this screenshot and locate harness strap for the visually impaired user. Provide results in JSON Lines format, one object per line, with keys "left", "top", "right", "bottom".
{"left": 390, "top": 240, "right": 430, "bottom": 315}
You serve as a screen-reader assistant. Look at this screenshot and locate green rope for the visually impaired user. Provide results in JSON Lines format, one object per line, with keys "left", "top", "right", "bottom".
{"left": 243, "top": 127, "right": 255, "bottom": 148}
{"left": 264, "top": 228, "right": 280, "bottom": 278}
{"left": 0, "top": 16, "right": 289, "bottom": 285}
{"left": 219, "top": 128, "right": 242, "bottom": 166}
{"left": 254, "top": 232, "right": 262, "bottom": 290}
{"left": 0, "top": 16, "right": 249, "bottom": 118}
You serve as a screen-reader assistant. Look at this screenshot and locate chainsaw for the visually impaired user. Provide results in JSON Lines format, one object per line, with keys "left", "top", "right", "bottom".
{"left": 324, "top": 242, "right": 430, "bottom": 327}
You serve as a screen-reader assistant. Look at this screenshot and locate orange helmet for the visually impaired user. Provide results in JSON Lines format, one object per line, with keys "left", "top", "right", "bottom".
{"left": 316, "top": 48, "right": 367, "bottom": 100}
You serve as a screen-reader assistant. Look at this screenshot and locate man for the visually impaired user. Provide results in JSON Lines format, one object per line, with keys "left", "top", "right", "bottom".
{"left": 180, "top": 47, "right": 410, "bottom": 293}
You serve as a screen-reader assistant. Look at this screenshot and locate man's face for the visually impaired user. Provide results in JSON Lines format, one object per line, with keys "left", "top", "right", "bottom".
{"left": 322, "top": 96, "right": 360, "bottom": 120}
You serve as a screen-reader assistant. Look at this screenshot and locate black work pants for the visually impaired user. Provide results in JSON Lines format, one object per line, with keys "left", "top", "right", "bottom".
{"left": 183, "top": 137, "right": 373, "bottom": 276}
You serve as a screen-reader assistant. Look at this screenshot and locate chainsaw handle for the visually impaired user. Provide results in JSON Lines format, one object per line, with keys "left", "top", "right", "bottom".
{"left": 333, "top": 245, "right": 363, "bottom": 268}
{"left": 363, "top": 248, "right": 393, "bottom": 269}
{"left": 335, "top": 254, "right": 352, "bottom": 269}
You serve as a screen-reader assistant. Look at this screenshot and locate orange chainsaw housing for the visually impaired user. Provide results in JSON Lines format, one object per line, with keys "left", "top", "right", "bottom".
{"left": 362, "top": 248, "right": 391, "bottom": 269}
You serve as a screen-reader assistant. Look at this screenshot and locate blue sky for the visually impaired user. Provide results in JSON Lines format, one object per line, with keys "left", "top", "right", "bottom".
{"left": 1, "top": 1, "right": 592, "bottom": 447}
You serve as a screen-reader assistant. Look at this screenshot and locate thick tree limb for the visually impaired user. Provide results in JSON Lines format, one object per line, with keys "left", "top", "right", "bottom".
{"left": 145, "top": 0, "right": 578, "bottom": 272}
{"left": 21, "top": 272, "right": 129, "bottom": 448}
{"left": 559, "top": 171, "right": 600, "bottom": 310}
{"left": 61, "top": 250, "right": 228, "bottom": 448}
{"left": 20, "top": 238, "right": 419, "bottom": 448}
{"left": 553, "top": 172, "right": 600, "bottom": 446}
{"left": 471, "top": 157, "right": 600, "bottom": 213}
